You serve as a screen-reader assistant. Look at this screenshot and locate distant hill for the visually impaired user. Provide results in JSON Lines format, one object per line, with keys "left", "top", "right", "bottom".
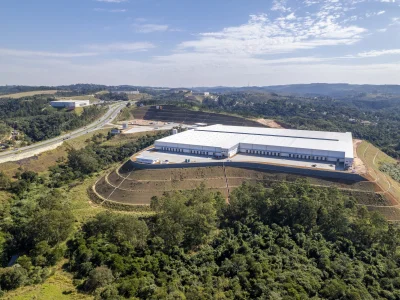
{"left": 193, "top": 83, "right": 400, "bottom": 99}
{"left": 263, "top": 83, "right": 400, "bottom": 97}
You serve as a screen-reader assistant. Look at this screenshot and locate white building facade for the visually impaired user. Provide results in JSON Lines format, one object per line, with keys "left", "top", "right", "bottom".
{"left": 50, "top": 100, "right": 90, "bottom": 108}
{"left": 154, "top": 125, "right": 354, "bottom": 168}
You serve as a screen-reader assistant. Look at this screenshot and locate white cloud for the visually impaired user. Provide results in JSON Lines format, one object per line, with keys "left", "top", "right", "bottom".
{"left": 0, "top": 48, "right": 98, "bottom": 58}
{"left": 357, "top": 49, "right": 400, "bottom": 57}
{"left": 377, "top": 10, "right": 386, "bottom": 15}
{"left": 179, "top": 13, "right": 366, "bottom": 56}
{"left": 377, "top": 28, "right": 388, "bottom": 32}
{"left": 94, "top": 8, "right": 127, "bottom": 12}
{"left": 271, "top": 0, "right": 291, "bottom": 12}
{"left": 86, "top": 42, "right": 155, "bottom": 52}
{"left": 134, "top": 23, "right": 169, "bottom": 33}
{"left": 2, "top": 56, "right": 399, "bottom": 87}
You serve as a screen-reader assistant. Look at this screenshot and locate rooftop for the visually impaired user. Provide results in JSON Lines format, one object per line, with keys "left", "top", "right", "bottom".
{"left": 51, "top": 100, "right": 89, "bottom": 103}
{"left": 156, "top": 124, "right": 354, "bottom": 158}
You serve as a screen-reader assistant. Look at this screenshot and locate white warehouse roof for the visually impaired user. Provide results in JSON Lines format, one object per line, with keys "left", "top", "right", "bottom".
{"left": 156, "top": 124, "right": 354, "bottom": 159}
{"left": 51, "top": 100, "right": 89, "bottom": 103}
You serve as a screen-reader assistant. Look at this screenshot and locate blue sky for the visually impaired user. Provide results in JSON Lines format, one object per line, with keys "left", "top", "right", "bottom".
{"left": 0, "top": 0, "right": 399, "bottom": 86}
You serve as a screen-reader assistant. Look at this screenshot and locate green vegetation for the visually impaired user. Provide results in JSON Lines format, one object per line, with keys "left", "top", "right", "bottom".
{"left": 380, "top": 162, "right": 400, "bottom": 183}
{"left": 0, "top": 130, "right": 168, "bottom": 296}
{"left": 64, "top": 181, "right": 400, "bottom": 299}
{"left": 0, "top": 95, "right": 106, "bottom": 143}
{"left": 96, "top": 92, "right": 128, "bottom": 102}
{"left": 48, "top": 131, "right": 168, "bottom": 186}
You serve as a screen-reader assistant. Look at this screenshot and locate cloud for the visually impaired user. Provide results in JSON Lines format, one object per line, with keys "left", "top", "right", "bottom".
{"left": 86, "top": 42, "right": 155, "bottom": 52}
{"left": 134, "top": 23, "right": 169, "bottom": 33}
{"left": 377, "top": 10, "right": 386, "bottom": 15}
{"left": 2, "top": 55, "right": 400, "bottom": 87}
{"left": 357, "top": 49, "right": 400, "bottom": 57}
{"left": 94, "top": 8, "right": 127, "bottom": 12}
{"left": 179, "top": 12, "right": 366, "bottom": 56}
{"left": 96, "top": 0, "right": 127, "bottom": 2}
{"left": 0, "top": 48, "right": 98, "bottom": 58}
{"left": 271, "top": 0, "right": 291, "bottom": 12}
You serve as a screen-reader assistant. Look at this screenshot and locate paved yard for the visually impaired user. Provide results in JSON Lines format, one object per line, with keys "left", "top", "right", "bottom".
{"left": 138, "top": 149, "right": 341, "bottom": 171}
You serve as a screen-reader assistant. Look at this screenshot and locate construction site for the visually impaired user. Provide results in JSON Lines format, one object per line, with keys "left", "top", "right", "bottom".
{"left": 91, "top": 105, "right": 400, "bottom": 221}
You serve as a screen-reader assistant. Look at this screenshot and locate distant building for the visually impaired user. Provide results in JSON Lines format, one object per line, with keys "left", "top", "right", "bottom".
{"left": 115, "top": 90, "right": 140, "bottom": 95}
{"left": 111, "top": 128, "right": 121, "bottom": 135}
{"left": 50, "top": 100, "right": 90, "bottom": 109}
{"left": 361, "top": 121, "right": 372, "bottom": 126}
{"left": 204, "top": 92, "right": 210, "bottom": 96}
{"left": 136, "top": 156, "right": 159, "bottom": 164}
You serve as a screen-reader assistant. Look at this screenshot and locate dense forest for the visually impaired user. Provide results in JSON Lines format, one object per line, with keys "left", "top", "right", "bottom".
{"left": 0, "top": 95, "right": 106, "bottom": 143}
{"left": 67, "top": 181, "right": 400, "bottom": 299}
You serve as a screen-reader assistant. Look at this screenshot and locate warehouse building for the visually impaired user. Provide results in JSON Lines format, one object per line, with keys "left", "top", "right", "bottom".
{"left": 154, "top": 125, "right": 354, "bottom": 168}
{"left": 50, "top": 100, "right": 90, "bottom": 109}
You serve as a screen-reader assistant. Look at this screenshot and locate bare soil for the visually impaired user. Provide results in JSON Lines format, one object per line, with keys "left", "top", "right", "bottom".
{"left": 95, "top": 166, "right": 387, "bottom": 212}
{"left": 255, "top": 119, "right": 283, "bottom": 128}
{"left": 352, "top": 139, "right": 367, "bottom": 174}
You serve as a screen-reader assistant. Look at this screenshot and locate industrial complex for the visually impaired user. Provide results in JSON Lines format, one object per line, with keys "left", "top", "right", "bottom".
{"left": 50, "top": 100, "right": 90, "bottom": 109}
{"left": 153, "top": 125, "right": 354, "bottom": 168}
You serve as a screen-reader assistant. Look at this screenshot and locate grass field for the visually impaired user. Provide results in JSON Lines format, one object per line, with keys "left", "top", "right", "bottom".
{"left": 357, "top": 141, "right": 400, "bottom": 206}
{"left": 0, "top": 90, "right": 58, "bottom": 99}
{"left": 2, "top": 261, "right": 93, "bottom": 300}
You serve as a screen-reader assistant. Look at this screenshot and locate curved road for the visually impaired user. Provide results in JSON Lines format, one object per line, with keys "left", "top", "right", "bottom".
{"left": 0, "top": 102, "right": 127, "bottom": 163}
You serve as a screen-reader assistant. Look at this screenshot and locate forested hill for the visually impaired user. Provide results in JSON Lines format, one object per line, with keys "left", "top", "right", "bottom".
{"left": 263, "top": 83, "right": 400, "bottom": 97}
{"left": 0, "top": 95, "right": 105, "bottom": 143}
{"left": 67, "top": 182, "right": 400, "bottom": 298}
{"left": 194, "top": 84, "right": 400, "bottom": 98}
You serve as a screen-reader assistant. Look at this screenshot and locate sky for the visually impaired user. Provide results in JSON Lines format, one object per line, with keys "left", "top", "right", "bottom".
{"left": 0, "top": 0, "right": 399, "bottom": 87}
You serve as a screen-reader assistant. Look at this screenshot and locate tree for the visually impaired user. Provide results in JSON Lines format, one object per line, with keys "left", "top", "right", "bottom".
{"left": 0, "top": 266, "right": 28, "bottom": 290}
{"left": 67, "top": 149, "right": 100, "bottom": 175}
{"left": 84, "top": 266, "right": 114, "bottom": 292}
{"left": 0, "top": 172, "right": 10, "bottom": 190}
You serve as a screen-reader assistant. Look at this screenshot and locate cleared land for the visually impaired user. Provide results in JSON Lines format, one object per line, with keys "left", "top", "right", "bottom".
{"left": 93, "top": 165, "right": 389, "bottom": 214}
{"left": 256, "top": 118, "right": 283, "bottom": 128}
{"left": 357, "top": 141, "right": 400, "bottom": 206}
{"left": 132, "top": 105, "right": 265, "bottom": 127}
{"left": 0, "top": 90, "right": 57, "bottom": 99}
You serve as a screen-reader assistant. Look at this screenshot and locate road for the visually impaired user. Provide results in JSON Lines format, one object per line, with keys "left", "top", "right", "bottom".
{"left": 0, "top": 102, "right": 127, "bottom": 163}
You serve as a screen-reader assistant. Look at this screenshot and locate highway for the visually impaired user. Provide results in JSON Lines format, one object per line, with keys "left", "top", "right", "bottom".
{"left": 0, "top": 102, "right": 127, "bottom": 163}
